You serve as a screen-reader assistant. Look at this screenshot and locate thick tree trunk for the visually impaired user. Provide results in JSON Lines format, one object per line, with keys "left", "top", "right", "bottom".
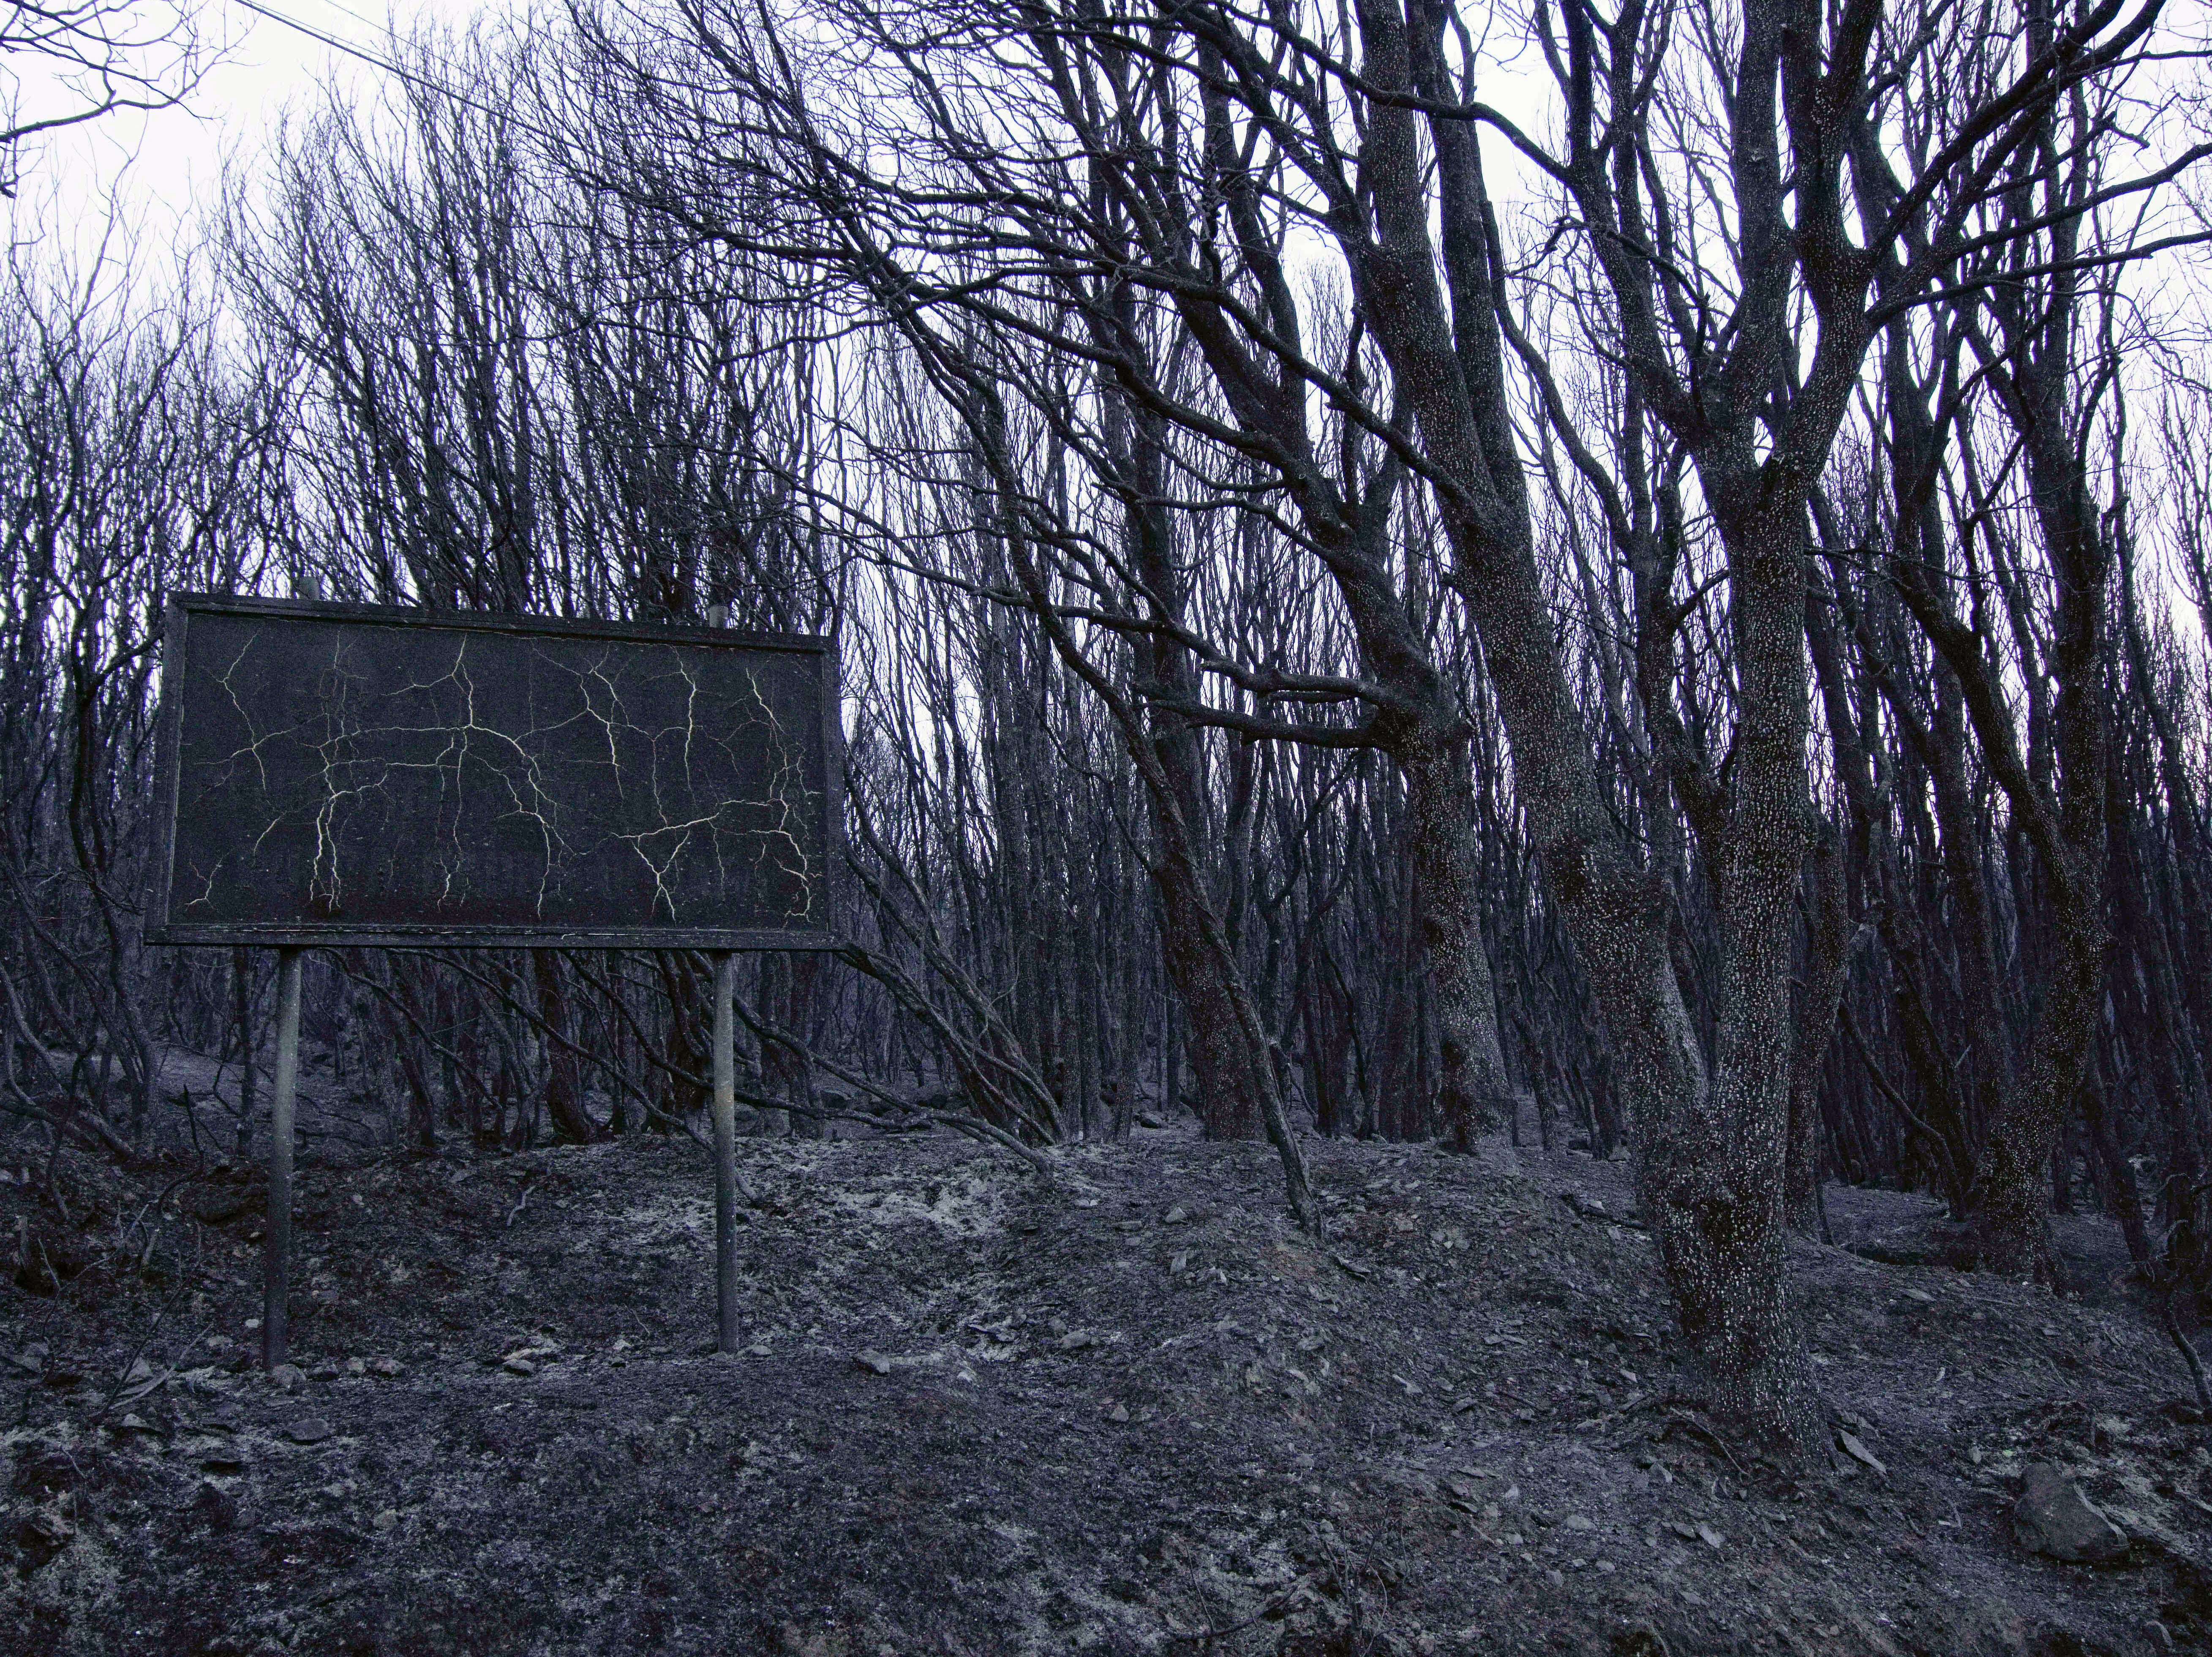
{"left": 1398, "top": 730, "right": 1516, "bottom": 1152}
{"left": 1116, "top": 387, "right": 1263, "bottom": 1144}
{"left": 1925, "top": 662, "right": 2014, "bottom": 1147}
{"left": 1346, "top": 0, "right": 1823, "bottom": 1451}
{"left": 1970, "top": 891, "right": 2106, "bottom": 1276}
{"left": 1103, "top": 701, "right": 1314, "bottom": 1217}
{"left": 980, "top": 416, "right": 1316, "bottom": 1223}
{"left": 1785, "top": 829, "right": 1852, "bottom": 1229}
{"left": 1644, "top": 501, "right": 1822, "bottom": 1453}
{"left": 1153, "top": 856, "right": 1275, "bottom": 1142}
{"left": 1906, "top": 89, "right": 2112, "bottom": 1280}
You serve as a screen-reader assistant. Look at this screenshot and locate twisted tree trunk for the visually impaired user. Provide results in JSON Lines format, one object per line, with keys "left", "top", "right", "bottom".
{"left": 1397, "top": 728, "right": 1517, "bottom": 1152}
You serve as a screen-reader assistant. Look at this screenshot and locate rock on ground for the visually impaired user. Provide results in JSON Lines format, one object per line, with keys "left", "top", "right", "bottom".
{"left": 2013, "top": 1462, "right": 2130, "bottom": 1564}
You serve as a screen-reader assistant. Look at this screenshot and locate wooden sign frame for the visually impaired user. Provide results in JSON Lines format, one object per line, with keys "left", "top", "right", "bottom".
{"left": 147, "top": 594, "right": 843, "bottom": 951}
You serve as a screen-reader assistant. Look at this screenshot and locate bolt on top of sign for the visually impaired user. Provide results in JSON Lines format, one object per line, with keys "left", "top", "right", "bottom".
{"left": 148, "top": 595, "right": 842, "bottom": 949}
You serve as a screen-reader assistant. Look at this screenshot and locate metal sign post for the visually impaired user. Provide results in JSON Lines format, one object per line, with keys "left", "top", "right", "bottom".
{"left": 263, "top": 947, "right": 304, "bottom": 1370}
{"left": 711, "top": 951, "right": 740, "bottom": 1353}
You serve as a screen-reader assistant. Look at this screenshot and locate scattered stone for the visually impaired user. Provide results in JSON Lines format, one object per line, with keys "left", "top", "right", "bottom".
{"left": 119, "top": 1413, "right": 157, "bottom": 1434}
{"left": 1056, "top": 1331, "right": 1099, "bottom": 1352}
{"left": 2012, "top": 1462, "right": 2128, "bottom": 1563}
{"left": 1563, "top": 1515, "right": 1595, "bottom": 1532}
{"left": 285, "top": 1417, "right": 335, "bottom": 1445}
{"left": 1136, "top": 1113, "right": 1168, "bottom": 1130}
{"left": 346, "top": 1358, "right": 367, "bottom": 1376}
{"left": 373, "top": 1509, "right": 399, "bottom": 1532}
{"left": 855, "top": 1352, "right": 893, "bottom": 1376}
{"left": 1108, "top": 1403, "right": 1130, "bottom": 1422}
{"left": 1330, "top": 1253, "right": 1373, "bottom": 1281}
{"left": 123, "top": 1357, "right": 154, "bottom": 1384}
{"left": 1163, "top": 1205, "right": 1189, "bottom": 1224}
{"left": 200, "top": 1449, "right": 248, "bottom": 1473}
{"left": 192, "top": 1480, "right": 239, "bottom": 1532}
{"left": 308, "top": 1362, "right": 342, "bottom": 1382}
{"left": 499, "top": 1340, "right": 558, "bottom": 1373}
{"left": 268, "top": 1364, "right": 306, "bottom": 1393}
{"left": 367, "top": 1357, "right": 402, "bottom": 1378}
{"left": 1837, "top": 1429, "right": 1887, "bottom": 1476}
{"left": 8, "top": 1342, "right": 48, "bottom": 1376}
{"left": 1901, "top": 1288, "right": 1935, "bottom": 1304}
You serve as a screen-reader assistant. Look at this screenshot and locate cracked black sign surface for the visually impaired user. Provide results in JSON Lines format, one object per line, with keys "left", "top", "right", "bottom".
{"left": 149, "top": 597, "right": 837, "bottom": 947}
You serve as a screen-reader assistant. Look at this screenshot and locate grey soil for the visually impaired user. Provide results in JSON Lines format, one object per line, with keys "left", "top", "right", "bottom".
{"left": 5, "top": 1127, "right": 2208, "bottom": 1654}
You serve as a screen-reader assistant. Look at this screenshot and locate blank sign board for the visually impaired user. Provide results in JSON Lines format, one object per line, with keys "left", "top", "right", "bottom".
{"left": 147, "top": 595, "right": 840, "bottom": 948}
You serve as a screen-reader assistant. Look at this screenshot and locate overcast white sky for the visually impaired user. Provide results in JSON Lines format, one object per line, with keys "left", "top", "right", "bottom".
{"left": 5, "top": 0, "right": 478, "bottom": 269}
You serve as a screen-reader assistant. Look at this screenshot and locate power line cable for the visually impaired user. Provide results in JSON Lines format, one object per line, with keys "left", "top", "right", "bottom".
{"left": 233, "top": 0, "right": 559, "bottom": 142}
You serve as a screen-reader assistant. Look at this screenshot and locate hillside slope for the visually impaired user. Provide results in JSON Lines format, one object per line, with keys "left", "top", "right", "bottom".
{"left": 4, "top": 1128, "right": 2207, "bottom": 1654}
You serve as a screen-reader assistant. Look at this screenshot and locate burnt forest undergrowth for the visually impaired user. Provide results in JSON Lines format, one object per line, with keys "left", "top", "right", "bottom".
{"left": 5, "top": 1117, "right": 2208, "bottom": 1657}
{"left": 6, "top": 0, "right": 2212, "bottom": 1649}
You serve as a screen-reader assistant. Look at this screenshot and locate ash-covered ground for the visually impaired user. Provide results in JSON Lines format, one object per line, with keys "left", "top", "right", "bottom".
{"left": 5, "top": 1123, "right": 2207, "bottom": 1655}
